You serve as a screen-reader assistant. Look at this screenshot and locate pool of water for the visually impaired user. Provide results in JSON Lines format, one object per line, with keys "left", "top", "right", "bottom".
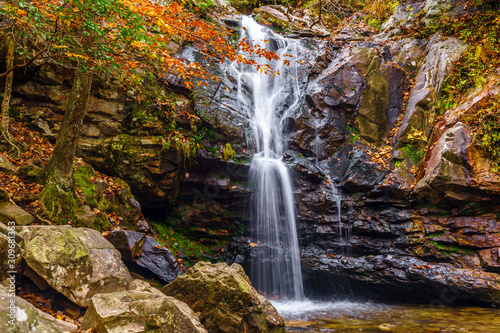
{"left": 272, "top": 300, "right": 500, "bottom": 332}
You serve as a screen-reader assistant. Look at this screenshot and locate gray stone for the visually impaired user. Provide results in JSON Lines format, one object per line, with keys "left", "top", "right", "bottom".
{"left": 390, "top": 38, "right": 427, "bottom": 77}
{"left": 81, "top": 288, "right": 208, "bottom": 333}
{"left": 106, "top": 230, "right": 182, "bottom": 283}
{"left": 414, "top": 122, "right": 471, "bottom": 203}
{"left": 0, "top": 232, "right": 23, "bottom": 281}
{"left": 0, "top": 154, "right": 15, "bottom": 173}
{"left": 0, "top": 202, "right": 34, "bottom": 226}
{"left": 381, "top": 2, "right": 424, "bottom": 33}
{"left": 341, "top": 149, "right": 386, "bottom": 192}
{"left": 307, "top": 48, "right": 365, "bottom": 112}
{"left": 302, "top": 249, "right": 500, "bottom": 307}
{"left": 0, "top": 285, "right": 64, "bottom": 333}
{"left": 397, "top": 35, "right": 467, "bottom": 145}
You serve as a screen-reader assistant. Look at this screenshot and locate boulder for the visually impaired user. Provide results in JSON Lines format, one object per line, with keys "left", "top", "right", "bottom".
{"left": 21, "top": 226, "right": 131, "bottom": 307}
{"left": 0, "top": 153, "right": 15, "bottom": 173}
{"left": 162, "top": 262, "right": 285, "bottom": 333}
{"left": 0, "top": 202, "right": 34, "bottom": 226}
{"left": 106, "top": 230, "right": 182, "bottom": 283}
{"left": 414, "top": 122, "right": 471, "bottom": 204}
{"left": 0, "top": 285, "right": 64, "bottom": 333}
{"left": 81, "top": 285, "right": 207, "bottom": 333}
{"left": 381, "top": 1, "right": 472, "bottom": 35}
{"left": 380, "top": 2, "right": 424, "bottom": 33}
{"left": 397, "top": 35, "right": 467, "bottom": 145}
{"left": 0, "top": 222, "right": 24, "bottom": 281}
{"left": 15, "top": 81, "right": 69, "bottom": 105}
{"left": 479, "top": 248, "right": 500, "bottom": 273}
{"left": 16, "top": 158, "right": 45, "bottom": 183}
{"left": 129, "top": 278, "right": 165, "bottom": 295}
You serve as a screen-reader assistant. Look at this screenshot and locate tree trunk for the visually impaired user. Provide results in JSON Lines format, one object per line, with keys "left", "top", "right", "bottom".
{"left": 0, "top": 35, "right": 24, "bottom": 158}
{"left": 310, "top": 0, "right": 323, "bottom": 28}
{"left": 44, "top": 67, "right": 93, "bottom": 189}
{"left": 1, "top": 36, "right": 14, "bottom": 134}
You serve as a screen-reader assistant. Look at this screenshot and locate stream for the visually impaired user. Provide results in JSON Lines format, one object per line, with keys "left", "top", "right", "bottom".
{"left": 273, "top": 300, "right": 500, "bottom": 332}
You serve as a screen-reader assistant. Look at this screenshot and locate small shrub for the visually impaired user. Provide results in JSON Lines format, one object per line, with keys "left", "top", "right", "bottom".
{"left": 221, "top": 143, "right": 236, "bottom": 161}
{"left": 402, "top": 127, "right": 426, "bottom": 165}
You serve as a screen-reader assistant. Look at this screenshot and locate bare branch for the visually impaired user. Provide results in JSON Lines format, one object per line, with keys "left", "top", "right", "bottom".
{"left": 0, "top": 46, "right": 49, "bottom": 78}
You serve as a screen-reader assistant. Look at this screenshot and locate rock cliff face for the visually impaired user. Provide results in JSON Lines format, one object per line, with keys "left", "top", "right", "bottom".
{"left": 4, "top": 1, "right": 500, "bottom": 306}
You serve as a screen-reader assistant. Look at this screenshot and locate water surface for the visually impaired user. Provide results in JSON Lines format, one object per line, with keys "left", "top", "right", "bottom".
{"left": 273, "top": 300, "right": 500, "bottom": 332}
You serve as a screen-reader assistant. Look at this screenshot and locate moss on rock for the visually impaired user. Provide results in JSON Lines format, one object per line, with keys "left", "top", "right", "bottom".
{"left": 162, "top": 262, "right": 285, "bottom": 333}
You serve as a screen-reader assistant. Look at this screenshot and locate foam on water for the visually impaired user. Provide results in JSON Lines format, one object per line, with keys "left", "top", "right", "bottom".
{"left": 272, "top": 300, "right": 389, "bottom": 321}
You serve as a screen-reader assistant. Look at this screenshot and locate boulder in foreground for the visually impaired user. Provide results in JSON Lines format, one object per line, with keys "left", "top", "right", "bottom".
{"left": 162, "top": 262, "right": 285, "bottom": 333}
{"left": 21, "top": 226, "right": 131, "bottom": 307}
{"left": 0, "top": 285, "right": 64, "bottom": 333}
{"left": 81, "top": 279, "right": 207, "bottom": 333}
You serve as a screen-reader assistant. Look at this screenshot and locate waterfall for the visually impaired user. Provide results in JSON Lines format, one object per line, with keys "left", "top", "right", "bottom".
{"left": 233, "top": 16, "right": 304, "bottom": 300}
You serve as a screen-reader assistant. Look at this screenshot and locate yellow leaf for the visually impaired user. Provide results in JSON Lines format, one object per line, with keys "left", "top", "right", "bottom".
{"left": 249, "top": 243, "right": 258, "bottom": 247}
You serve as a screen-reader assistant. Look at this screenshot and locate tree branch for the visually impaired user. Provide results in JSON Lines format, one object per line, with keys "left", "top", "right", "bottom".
{"left": 0, "top": 46, "right": 49, "bottom": 78}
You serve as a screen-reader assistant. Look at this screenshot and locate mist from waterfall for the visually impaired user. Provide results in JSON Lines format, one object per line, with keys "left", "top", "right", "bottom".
{"left": 233, "top": 16, "right": 304, "bottom": 300}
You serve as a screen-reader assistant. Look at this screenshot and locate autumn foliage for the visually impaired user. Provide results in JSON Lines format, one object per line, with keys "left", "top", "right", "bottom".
{"left": 0, "top": 0, "right": 282, "bottom": 225}
{"left": 1, "top": 0, "right": 279, "bottom": 90}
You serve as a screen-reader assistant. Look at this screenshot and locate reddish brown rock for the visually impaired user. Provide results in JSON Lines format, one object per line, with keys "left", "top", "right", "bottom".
{"left": 479, "top": 248, "right": 500, "bottom": 273}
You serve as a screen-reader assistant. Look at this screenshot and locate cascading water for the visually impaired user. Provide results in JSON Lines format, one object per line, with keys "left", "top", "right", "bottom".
{"left": 233, "top": 16, "right": 304, "bottom": 300}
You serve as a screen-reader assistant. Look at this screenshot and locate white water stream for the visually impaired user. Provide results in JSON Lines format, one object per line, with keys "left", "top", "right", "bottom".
{"left": 233, "top": 16, "right": 304, "bottom": 300}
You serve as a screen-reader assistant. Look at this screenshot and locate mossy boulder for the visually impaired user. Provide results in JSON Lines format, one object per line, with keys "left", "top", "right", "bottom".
{"left": 16, "top": 158, "right": 45, "bottom": 184}
{"left": 72, "top": 163, "right": 143, "bottom": 230}
{"left": 20, "top": 226, "right": 131, "bottom": 307}
{"left": 81, "top": 283, "right": 207, "bottom": 333}
{"left": 0, "top": 202, "right": 34, "bottom": 226}
{"left": 0, "top": 153, "right": 15, "bottom": 173}
{"left": 161, "top": 262, "right": 285, "bottom": 333}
